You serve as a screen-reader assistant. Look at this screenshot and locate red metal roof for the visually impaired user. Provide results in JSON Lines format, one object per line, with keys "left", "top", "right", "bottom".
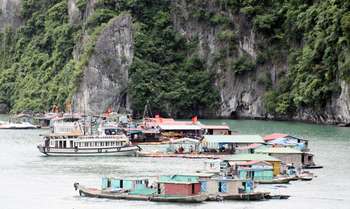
{"left": 263, "top": 133, "right": 288, "bottom": 141}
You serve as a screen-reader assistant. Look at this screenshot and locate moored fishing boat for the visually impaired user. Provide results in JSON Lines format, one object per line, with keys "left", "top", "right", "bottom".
{"left": 73, "top": 182, "right": 207, "bottom": 203}
{"left": 255, "top": 177, "right": 292, "bottom": 184}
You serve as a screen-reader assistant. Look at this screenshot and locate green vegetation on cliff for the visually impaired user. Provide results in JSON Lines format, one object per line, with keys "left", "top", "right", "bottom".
{"left": 0, "top": 0, "right": 349, "bottom": 118}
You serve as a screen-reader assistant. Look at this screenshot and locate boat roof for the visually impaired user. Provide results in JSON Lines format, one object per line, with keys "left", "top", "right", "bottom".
{"left": 40, "top": 133, "right": 81, "bottom": 137}
{"left": 264, "top": 133, "right": 307, "bottom": 142}
{"left": 255, "top": 147, "right": 302, "bottom": 154}
{"left": 203, "top": 135, "right": 264, "bottom": 144}
{"left": 201, "top": 125, "right": 230, "bottom": 130}
{"left": 263, "top": 133, "right": 289, "bottom": 141}
{"left": 176, "top": 172, "right": 216, "bottom": 178}
{"left": 230, "top": 160, "right": 272, "bottom": 166}
{"left": 157, "top": 175, "right": 199, "bottom": 184}
{"left": 236, "top": 143, "right": 263, "bottom": 150}
{"left": 223, "top": 154, "right": 281, "bottom": 162}
{"left": 170, "top": 138, "right": 200, "bottom": 144}
{"left": 106, "top": 177, "right": 150, "bottom": 181}
{"left": 158, "top": 124, "right": 202, "bottom": 131}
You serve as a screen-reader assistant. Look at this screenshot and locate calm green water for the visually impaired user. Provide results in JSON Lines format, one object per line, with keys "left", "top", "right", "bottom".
{"left": 1, "top": 115, "right": 350, "bottom": 209}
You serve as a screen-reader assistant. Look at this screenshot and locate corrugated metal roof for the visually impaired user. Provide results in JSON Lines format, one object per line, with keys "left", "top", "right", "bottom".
{"left": 158, "top": 175, "right": 199, "bottom": 184}
{"left": 223, "top": 154, "right": 281, "bottom": 162}
{"left": 263, "top": 133, "right": 289, "bottom": 141}
{"left": 203, "top": 135, "right": 264, "bottom": 144}
{"left": 170, "top": 138, "right": 200, "bottom": 144}
{"left": 255, "top": 147, "right": 302, "bottom": 154}
{"left": 158, "top": 124, "right": 202, "bottom": 130}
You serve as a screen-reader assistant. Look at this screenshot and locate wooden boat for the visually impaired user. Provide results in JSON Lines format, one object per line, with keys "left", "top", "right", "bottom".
{"left": 302, "top": 165, "right": 323, "bottom": 169}
{"left": 208, "top": 192, "right": 269, "bottom": 201}
{"left": 255, "top": 177, "right": 292, "bottom": 184}
{"left": 265, "top": 194, "right": 290, "bottom": 199}
{"left": 74, "top": 183, "right": 207, "bottom": 203}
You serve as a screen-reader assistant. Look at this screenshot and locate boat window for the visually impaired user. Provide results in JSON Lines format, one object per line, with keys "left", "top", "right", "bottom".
{"left": 95, "top": 142, "right": 98, "bottom": 146}
{"left": 59, "top": 141, "right": 62, "bottom": 148}
{"left": 84, "top": 142, "right": 88, "bottom": 147}
{"left": 55, "top": 141, "right": 58, "bottom": 148}
{"left": 70, "top": 141, "right": 73, "bottom": 147}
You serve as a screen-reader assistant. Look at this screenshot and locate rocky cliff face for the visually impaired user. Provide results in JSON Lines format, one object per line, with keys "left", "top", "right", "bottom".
{"left": 72, "top": 14, "right": 133, "bottom": 115}
{"left": 171, "top": 1, "right": 275, "bottom": 119}
{"left": 170, "top": 0, "right": 350, "bottom": 124}
{"left": 0, "top": 0, "right": 21, "bottom": 31}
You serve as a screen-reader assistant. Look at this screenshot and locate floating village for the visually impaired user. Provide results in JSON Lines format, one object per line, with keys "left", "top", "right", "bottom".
{"left": 0, "top": 110, "right": 323, "bottom": 204}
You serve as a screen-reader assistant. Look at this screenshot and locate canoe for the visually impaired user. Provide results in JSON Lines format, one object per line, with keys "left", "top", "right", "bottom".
{"left": 74, "top": 183, "right": 206, "bottom": 203}
{"left": 255, "top": 178, "right": 291, "bottom": 184}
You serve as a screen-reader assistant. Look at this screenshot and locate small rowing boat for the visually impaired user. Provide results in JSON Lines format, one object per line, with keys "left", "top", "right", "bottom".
{"left": 207, "top": 192, "right": 269, "bottom": 201}
{"left": 255, "top": 177, "right": 292, "bottom": 184}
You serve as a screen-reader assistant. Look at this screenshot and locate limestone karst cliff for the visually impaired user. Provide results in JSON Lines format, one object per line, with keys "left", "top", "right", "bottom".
{"left": 0, "top": 0, "right": 349, "bottom": 124}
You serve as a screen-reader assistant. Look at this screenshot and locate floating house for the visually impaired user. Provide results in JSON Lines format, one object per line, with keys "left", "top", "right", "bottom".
{"left": 158, "top": 124, "right": 202, "bottom": 139}
{"left": 234, "top": 161, "right": 274, "bottom": 181}
{"left": 167, "top": 138, "right": 200, "bottom": 153}
{"left": 264, "top": 133, "right": 309, "bottom": 151}
{"left": 255, "top": 147, "right": 303, "bottom": 168}
{"left": 223, "top": 154, "right": 282, "bottom": 176}
{"left": 201, "top": 125, "right": 231, "bottom": 135}
{"left": 201, "top": 135, "right": 264, "bottom": 154}
{"left": 157, "top": 175, "right": 201, "bottom": 196}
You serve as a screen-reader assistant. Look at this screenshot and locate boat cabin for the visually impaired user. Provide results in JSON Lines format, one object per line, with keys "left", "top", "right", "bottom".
{"left": 167, "top": 138, "right": 200, "bottom": 153}
{"left": 102, "top": 177, "right": 150, "bottom": 191}
{"left": 157, "top": 175, "right": 201, "bottom": 196}
{"left": 51, "top": 116, "right": 82, "bottom": 135}
{"left": 159, "top": 124, "right": 202, "bottom": 139}
{"left": 201, "top": 135, "right": 264, "bottom": 154}
{"left": 44, "top": 134, "right": 129, "bottom": 150}
{"left": 233, "top": 161, "right": 274, "bottom": 181}
{"left": 223, "top": 154, "right": 282, "bottom": 176}
{"left": 200, "top": 177, "right": 254, "bottom": 195}
{"left": 201, "top": 125, "right": 231, "bottom": 135}
{"left": 264, "top": 133, "right": 309, "bottom": 151}
{"left": 255, "top": 147, "right": 303, "bottom": 168}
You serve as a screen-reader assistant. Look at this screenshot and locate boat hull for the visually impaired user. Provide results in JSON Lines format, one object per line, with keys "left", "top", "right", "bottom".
{"left": 38, "top": 146, "right": 139, "bottom": 157}
{"left": 74, "top": 183, "right": 206, "bottom": 203}
{"left": 208, "top": 192, "right": 269, "bottom": 201}
{"left": 255, "top": 178, "right": 291, "bottom": 184}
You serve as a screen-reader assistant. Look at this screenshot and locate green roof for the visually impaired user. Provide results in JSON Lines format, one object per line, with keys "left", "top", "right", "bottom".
{"left": 158, "top": 175, "right": 199, "bottom": 184}
{"left": 203, "top": 135, "right": 264, "bottom": 144}
{"left": 255, "top": 147, "right": 302, "bottom": 154}
{"left": 222, "top": 154, "right": 281, "bottom": 162}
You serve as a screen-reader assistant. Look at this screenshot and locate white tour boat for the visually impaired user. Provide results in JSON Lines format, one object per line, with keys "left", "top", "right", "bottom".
{"left": 37, "top": 125, "right": 140, "bottom": 157}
